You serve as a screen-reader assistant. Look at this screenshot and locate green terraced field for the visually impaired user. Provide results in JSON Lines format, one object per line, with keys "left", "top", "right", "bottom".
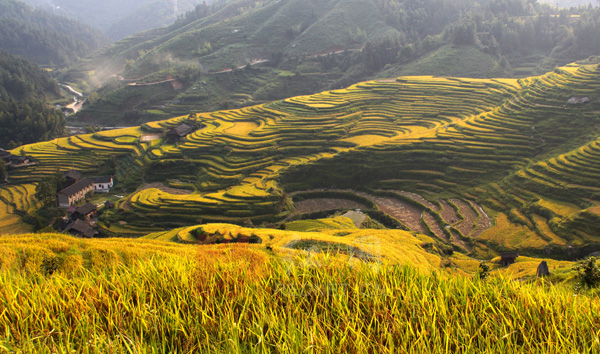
{"left": 5, "top": 63, "right": 600, "bottom": 259}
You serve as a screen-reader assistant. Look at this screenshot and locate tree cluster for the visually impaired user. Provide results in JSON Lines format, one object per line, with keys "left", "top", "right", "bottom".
{"left": 0, "top": 0, "right": 108, "bottom": 67}
{"left": 0, "top": 50, "right": 65, "bottom": 147}
{"left": 359, "top": 0, "right": 600, "bottom": 72}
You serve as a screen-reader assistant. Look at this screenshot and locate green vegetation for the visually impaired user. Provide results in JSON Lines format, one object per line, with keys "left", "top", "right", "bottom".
{"left": 0, "top": 0, "right": 108, "bottom": 67}
{"left": 0, "top": 50, "right": 66, "bottom": 147}
{"left": 574, "top": 256, "right": 600, "bottom": 289}
{"left": 64, "top": 0, "right": 600, "bottom": 124}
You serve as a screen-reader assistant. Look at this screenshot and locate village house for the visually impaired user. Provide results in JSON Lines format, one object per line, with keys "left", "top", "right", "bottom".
{"left": 65, "top": 219, "right": 97, "bottom": 238}
{"left": 72, "top": 202, "right": 97, "bottom": 221}
{"left": 63, "top": 170, "right": 82, "bottom": 186}
{"left": 500, "top": 252, "right": 519, "bottom": 266}
{"left": 91, "top": 175, "right": 113, "bottom": 193}
{"left": 0, "top": 148, "right": 31, "bottom": 166}
{"left": 57, "top": 178, "right": 94, "bottom": 208}
{"left": 166, "top": 123, "right": 194, "bottom": 141}
{"left": 567, "top": 96, "right": 590, "bottom": 105}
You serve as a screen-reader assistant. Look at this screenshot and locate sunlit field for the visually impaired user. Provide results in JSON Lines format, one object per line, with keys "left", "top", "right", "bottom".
{"left": 0, "top": 233, "right": 597, "bottom": 353}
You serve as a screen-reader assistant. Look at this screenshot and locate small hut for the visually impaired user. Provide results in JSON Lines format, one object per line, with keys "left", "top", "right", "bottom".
{"left": 72, "top": 203, "right": 97, "bottom": 220}
{"left": 500, "top": 252, "right": 519, "bottom": 266}
{"left": 65, "top": 219, "right": 97, "bottom": 238}
{"left": 166, "top": 124, "right": 193, "bottom": 141}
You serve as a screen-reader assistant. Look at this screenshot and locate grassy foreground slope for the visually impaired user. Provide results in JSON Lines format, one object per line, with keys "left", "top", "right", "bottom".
{"left": 0, "top": 231, "right": 597, "bottom": 353}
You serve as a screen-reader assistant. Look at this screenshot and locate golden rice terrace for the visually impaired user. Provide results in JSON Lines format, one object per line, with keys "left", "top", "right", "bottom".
{"left": 4, "top": 63, "right": 600, "bottom": 259}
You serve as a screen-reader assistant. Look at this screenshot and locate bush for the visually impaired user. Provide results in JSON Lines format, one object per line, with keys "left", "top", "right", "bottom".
{"left": 573, "top": 256, "right": 600, "bottom": 288}
{"left": 478, "top": 262, "right": 490, "bottom": 280}
{"left": 40, "top": 255, "right": 63, "bottom": 276}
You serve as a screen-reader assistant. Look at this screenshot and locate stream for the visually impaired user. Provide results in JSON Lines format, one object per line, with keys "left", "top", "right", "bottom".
{"left": 59, "top": 83, "right": 85, "bottom": 114}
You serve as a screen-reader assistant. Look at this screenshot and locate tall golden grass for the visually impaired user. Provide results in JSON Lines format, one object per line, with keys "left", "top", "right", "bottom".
{"left": 0, "top": 234, "right": 598, "bottom": 353}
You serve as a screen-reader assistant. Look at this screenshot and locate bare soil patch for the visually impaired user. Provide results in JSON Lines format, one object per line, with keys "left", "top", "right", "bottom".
{"left": 171, "top": 80, "right": 183, "bottom": 90}
{"left": 439, "top": 200, "right": 459, "bottom": 224}
{"left": 450, "top": 198, "right": 477, "bottom": 237}
{"left": 356, "top": 192, "right": 426, "bottom": 234}
{"left": 470, "top": 200, "right": 492, "bottom": 238}
{"left": 423, "top": 211, "right": 445, "bottom": 239}
{"left": 394, "top": 190, "right": 440, "bottom": 211}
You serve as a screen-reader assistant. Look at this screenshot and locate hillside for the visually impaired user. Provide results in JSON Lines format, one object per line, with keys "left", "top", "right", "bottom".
{"left": 0, "top": 50, "right": 66, "bottom": 148}
{"left": 0, "top": 231, "right": 596, "bottom": 352}
{"left": 62, "top": 0, "right": 600, "bottom": 125}
{"left": 20, "top": 0, "right": 219, "bottom": 41}
{"left": 0, "top": 0, "right": 109, "bottom": 67}
{"left": 4, "top": 63, "right": 600, "bottom": 260}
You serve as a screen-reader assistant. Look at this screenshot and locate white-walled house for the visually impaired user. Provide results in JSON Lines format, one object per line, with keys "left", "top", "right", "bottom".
{"left": 91, "top": 176, "right": 113, "bottom": 193}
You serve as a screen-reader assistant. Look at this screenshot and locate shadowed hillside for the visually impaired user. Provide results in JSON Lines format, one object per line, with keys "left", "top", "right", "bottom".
{"left": 0, "top": 0, "right": 109, "bottom": 67}
{"left": 62, "top": 0, "right": 600, "bottom": 124}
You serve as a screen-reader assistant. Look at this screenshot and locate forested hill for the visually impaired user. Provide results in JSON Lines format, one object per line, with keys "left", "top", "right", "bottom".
{"left": 67, "top": 0, "right": 600, "bottom": 125}
{"left": 19, "top": 0, "right": 218, "bottom": 41}
{"left": 0, "top": 50, "right": 65, "bottom": 148}
{"left": 0, "top": 50, "right": 59, "bottom": 101}
{"left": 0, "top": 0, "right": 109, "bottom": 67}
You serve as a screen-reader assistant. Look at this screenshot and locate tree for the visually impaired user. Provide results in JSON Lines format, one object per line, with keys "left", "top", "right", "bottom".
{"left": 0, "top": 160, "right": 5, "bottom": 182}
{"left": 35, "top": 178, "right": 57, "bottom": 206}
{"left": 35, "top": 170, "right": 63, "bottom": 206}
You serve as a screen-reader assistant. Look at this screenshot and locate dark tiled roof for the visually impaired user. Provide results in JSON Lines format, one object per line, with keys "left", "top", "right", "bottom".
{"left": 91, "top": 175, "right": 113, "bottom": 184}
{"left": 75, "top": 203, "right": 97, "bottom": 215}
{"left": 66, "top": 219, "right": 97, "bottom": 237}
{"left": 58, "top": 178, "right": 93, "bottom": 196}
{"left": 8, "top": 156, "right": 27, "bottom": 162}
{"left": 500, "top": 252, "right": 519, "bottom": 259}
{"left": 64, "top": 170, "right": 82, "bottom": 180}
{"left": 168, "top": 124, "right": 193, "bottom": 137}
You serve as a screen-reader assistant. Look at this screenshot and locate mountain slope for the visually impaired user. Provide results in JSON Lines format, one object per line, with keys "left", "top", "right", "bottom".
{"left": 6, "top": 63, "right": 600, "bottom": 260}
{"left": 21, "top": 0, "right": 219, "bottom": 41}
{"left": 0, "top": 50, "right": 66, "bottom": 148}
{"left": 0, "top": 0, "right": 109, "bottom": 67}
{"left": 64, "top": 0, "right": 600, "bottom": 125}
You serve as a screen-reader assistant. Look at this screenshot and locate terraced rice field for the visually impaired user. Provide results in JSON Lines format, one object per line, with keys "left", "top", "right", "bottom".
{"left": 3, "top": 63, "right": 600, "bottom": 259}
{"left": 0, "top": 184, "right": 38, "bottom": 234}
{"left": 294, "top": 198, "right": 368, "bottom": 214}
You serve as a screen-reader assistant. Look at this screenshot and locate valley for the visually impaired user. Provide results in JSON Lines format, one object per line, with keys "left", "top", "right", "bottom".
{"left": 1, "top": 0, "right": 600, "bottom": 349}
{"left": 2, "top": 62, "right": 599, "bottom": 261}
